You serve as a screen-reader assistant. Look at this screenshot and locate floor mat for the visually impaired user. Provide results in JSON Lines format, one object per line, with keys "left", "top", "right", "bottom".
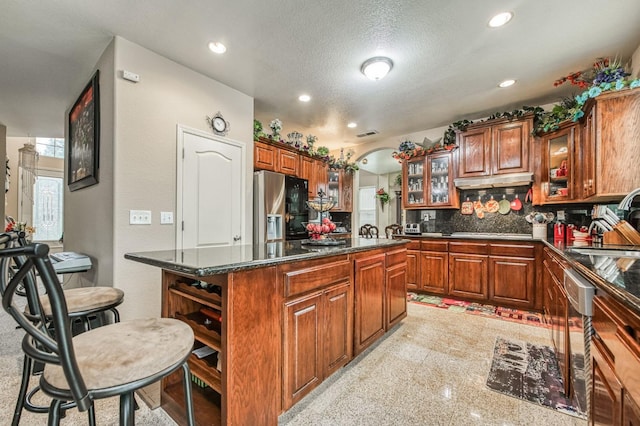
{"left": 486, "top": 337, "right": 586, "bottom": 419}
{"left": 407, "top": 293, "right": 546, "bottom": 327}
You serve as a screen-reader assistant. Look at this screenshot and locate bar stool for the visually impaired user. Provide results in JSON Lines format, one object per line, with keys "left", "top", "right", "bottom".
{"left": 0, "top": 239, "right": 195, "bottom": 425}
{"left": 1, "top": 232, "right": 124, "bottom": 425}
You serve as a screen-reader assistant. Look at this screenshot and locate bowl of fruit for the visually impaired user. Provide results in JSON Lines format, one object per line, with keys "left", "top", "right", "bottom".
{"left": 302, "top": 218, "right": 346, "bottom": 245}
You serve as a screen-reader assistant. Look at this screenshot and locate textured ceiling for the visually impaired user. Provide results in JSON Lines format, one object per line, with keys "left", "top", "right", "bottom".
{"left": 2, "top": 0, "right": 640, "bottom": 171}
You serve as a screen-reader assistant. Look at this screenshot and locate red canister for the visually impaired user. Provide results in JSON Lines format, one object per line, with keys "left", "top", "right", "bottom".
{"left": 554, "top": 223, "right": 566, "bottom": 244}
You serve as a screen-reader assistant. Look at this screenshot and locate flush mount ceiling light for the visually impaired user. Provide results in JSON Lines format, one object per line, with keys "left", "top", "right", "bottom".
{"left": 347, "top": 122, "right": 357, "bottom": 128}
{"left": 208, "top": 41, "right": 227, "bottom": 54}
{"left": 498, "top": 79, "right": 516, "bottom": 88}
{"left": 488, "top": 12, "right": 513, "bottom": 28}
{"left": 298, "top": 94, "right": 311, "bottom": 102}
{"left": 361, "top": 56, "right": 393, "bottom": 80}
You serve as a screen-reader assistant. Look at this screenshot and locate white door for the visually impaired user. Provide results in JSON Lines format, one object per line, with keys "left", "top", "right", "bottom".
{"left": 177, "top": 126, "right": 246, "bottom": 249}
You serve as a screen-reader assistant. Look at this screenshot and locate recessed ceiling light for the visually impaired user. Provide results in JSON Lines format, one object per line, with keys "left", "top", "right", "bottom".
{"left": 499, "top": 79, "right": 516, "bottom": 88}
{"left": 298, "top": 94, "right": 311, "bottom": 102}
{"left": 347, "top": 122, "right": 357, "bottom": 128}
{"left": 208, "top": 41, "right": 227, "bottom": 54}
{"left": 488, "top": 12, "right": 513, "bottom": 28}
{"left": 361, "top": 56, "right": 393, "bottom": 81}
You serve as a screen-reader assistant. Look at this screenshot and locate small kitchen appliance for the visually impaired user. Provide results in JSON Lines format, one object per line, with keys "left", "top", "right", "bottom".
{"left": 405, "top": 223, "right": 421, "bottom": 235}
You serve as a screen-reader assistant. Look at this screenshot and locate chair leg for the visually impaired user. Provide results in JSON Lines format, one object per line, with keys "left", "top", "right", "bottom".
{"left": 181, "top": 362, "right": 195, "bottom": 426}
{"left": 120, "top": 392, "right": 135, "bottom": 426}
{"left": 12, "top": 355, "right": 32, "bottom": 426}
{"left": 87, "top": 403, "right": 96, "bottom": 426}
{"left": 111, "top": 308, "right": 121, "bottom": 323}
{"left": 47, "top": 399, "right": 63, "bottom": 426}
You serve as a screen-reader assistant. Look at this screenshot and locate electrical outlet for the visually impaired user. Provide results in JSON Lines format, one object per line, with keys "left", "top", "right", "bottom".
{"left": 160, "top": 211, "right": 174, "bottom": 224}
{"left": 130, "top": 210, "right": 152, "bottom": 225}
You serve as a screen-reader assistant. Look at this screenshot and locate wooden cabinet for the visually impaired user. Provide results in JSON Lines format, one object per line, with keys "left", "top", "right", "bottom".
{"left": 426, "top": 151, "right": 459, "bottom": 208}
{"left": 579, "top": 87, "right": 640, "bottom": 201}
{"left": 408, "top": 239, "right": 539, "bottom": 309}
{"left": 386, "top": 248, "right": 407, "bottom": 329}
{"left": 457, "top": 117, "right": 533, "bottom": 178}
{"left": 580, "top": 105, "right": 597, "bottom": 199}
{"left": 542, "top": 247, "right": 570, "bottom": 394}
{"left": 591, "top": 293, "right": 640, "bottom": 426}
{"left": 254, "top": 139, "right": 299, "bottom": 176}
{"left": 488, "top": 243, "right": 536, "bottom": 309}
{"left": 327, "top": 168, "right": 353, "bottom": 212}
{"left": 283, "top": 292, "right": 323, "bottom": 409}
{"left": 537, "top": 121, "right": 579, "bottom": 204}
{"left": 448, "top": 242, "right": 489, "bottom": 301}
{"left": 403, "top": 153, "right": 458, "bottom": 210}
{"left": 161, "top": 267, "right": 280, "bottom": 426}
{"left": 280, "top": 256, "right": 352, "bottom": 410}
{"left": 353, "top": 252, "right": 386, "bottom": 355}
{"left": 406, "top": 242, "right": 420, "bottom": 291}
{"left": 592, "top": 338, "right": 623, "bottom": 425}
{"left": 418, "top": 240, "right": 449, "bottom": 295}
{"left": 300, "top": 156, "right": 328, "bottom": 200}
{"left": 403, "top": 155, "right": 427, "bottom": 208}
{"left": 449, "top": 252, "right": 488, "bottom": 301}
{"left": 255, "top": 139, "right": 278, "bottom": 171}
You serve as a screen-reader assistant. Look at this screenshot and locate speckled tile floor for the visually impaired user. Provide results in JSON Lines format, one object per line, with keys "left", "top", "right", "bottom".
{"left": 0, "top": 301, "right": 587, "bottom": 425}
{"left": 277, "top": 302, "right": 588, "bottom": 426}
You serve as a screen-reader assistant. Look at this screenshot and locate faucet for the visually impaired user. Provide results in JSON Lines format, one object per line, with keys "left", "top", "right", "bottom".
{"left": 618, "top": 188, "right": 640, "bottom": 211}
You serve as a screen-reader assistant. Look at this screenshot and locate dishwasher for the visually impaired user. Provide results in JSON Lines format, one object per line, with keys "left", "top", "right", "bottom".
{"left": 563, "top": 268, "right": 596, "bottom": 416}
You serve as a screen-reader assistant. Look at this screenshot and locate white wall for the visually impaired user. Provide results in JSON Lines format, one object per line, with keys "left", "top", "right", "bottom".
{"left": 64, "top": 37, "right": 254, "bottom": 320}
{"left": 632, "top": 42, "right": 640, "bottom": 79}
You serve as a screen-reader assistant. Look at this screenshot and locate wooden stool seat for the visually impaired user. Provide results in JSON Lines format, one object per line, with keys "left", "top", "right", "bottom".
{"left": 29, "top": 287, "right": 124, "bottom": 317}
{"left": 43, "top": 318, "right": 193, "bottom": 392}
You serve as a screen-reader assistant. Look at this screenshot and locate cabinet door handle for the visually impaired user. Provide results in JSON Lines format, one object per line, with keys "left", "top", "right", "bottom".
{"left": 233, "top": 235, "right": 241, "bottom": 241}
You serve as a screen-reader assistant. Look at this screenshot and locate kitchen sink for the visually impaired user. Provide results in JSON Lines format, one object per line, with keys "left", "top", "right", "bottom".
{"left": 565, "top": 247, "right": 640, "bottom": 258}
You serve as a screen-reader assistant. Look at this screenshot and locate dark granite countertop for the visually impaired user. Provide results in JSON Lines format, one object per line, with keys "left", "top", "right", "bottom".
{"left": 543, "top": 241, "right": 640, "bottom": 314}
{"left": 125, "top": 238, "right": 408, "bottom": 277}
{"left": 402, "top": 232, "right": 536, "bottom": 241}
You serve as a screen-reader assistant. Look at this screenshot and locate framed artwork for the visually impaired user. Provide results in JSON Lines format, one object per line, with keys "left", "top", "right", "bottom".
{"left": 68, "top": 70, "right": 100, "bottom": 191}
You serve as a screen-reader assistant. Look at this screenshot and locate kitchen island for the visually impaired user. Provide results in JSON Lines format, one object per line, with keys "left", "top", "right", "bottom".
{"left": 125, "top": 238, "right": 408, "bottom": 425}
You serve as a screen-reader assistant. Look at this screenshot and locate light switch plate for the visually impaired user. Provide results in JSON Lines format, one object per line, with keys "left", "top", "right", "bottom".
{"left": 160, "top": 211, "right": 174, "bottom": 224}
{"left": 130, "top": 210, "right": 152, "bottom": 225}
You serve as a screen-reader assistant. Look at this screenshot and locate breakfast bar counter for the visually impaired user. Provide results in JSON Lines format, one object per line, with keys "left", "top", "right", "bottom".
{"left": 125, "top": 238, "right": 408, "bottom": 425}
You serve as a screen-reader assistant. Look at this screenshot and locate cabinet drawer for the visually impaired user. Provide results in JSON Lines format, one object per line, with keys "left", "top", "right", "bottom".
{"left": 282, "top": 260, "right": 351, "bottom": 298}
{"left": 449, "top": 241, "right": 488, "bottom": 255}
{"left": 543, "top": 248, "right": 566, "bottom": 282}
{"left": 386, "top": 248, "right": 407, "bottom": 267}
{"left": 421, "top": 240, "right": 448, "bottom": 252}
{"left": 489, "top": 243, "right": 534, "bottom": 258}
{"left": 405, "top": 239, "right": 421, "bottom": 250}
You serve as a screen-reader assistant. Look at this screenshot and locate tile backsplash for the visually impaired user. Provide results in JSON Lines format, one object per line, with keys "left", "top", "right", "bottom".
{"left": 405, "top": 186, "right": 601, "bottom": 237}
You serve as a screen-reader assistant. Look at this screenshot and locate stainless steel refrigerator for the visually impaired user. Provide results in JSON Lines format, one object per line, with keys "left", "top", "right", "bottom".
{"left": 254, "top": 170, "right": 308, "bottom": 243}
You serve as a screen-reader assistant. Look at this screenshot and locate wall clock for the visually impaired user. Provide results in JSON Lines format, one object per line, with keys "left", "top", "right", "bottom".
{"left": 207, "top": 112, "right": 230, "bottom": 136}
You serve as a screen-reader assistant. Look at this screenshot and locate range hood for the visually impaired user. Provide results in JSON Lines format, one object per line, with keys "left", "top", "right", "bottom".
{"left": 454, "top": 172, "right": 533, "bottom": 189}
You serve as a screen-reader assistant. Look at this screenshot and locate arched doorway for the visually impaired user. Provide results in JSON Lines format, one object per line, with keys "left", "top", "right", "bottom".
{"left": 355, "top": 148, "right": 402, "bottom": 234}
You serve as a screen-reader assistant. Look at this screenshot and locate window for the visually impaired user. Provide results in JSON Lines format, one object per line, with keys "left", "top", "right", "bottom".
{"left": 36, "top": 138, "right": 65, "bottom": 159}
{"left": 32, "top": 169, "right": 64, "bottom": 242}
{"left": 358, "top": 186, "right": 376, "bottom": 229}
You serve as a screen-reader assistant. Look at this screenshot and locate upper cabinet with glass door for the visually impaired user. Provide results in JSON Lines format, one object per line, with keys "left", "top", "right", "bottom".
{"left": 402, "top": 156, "right": 427, "bottom": 208}
{"left": 427, "top": 151, "right": 459, "bottom": 208}
{"left": 538, "top": 121, "right": 579, "bottom": 204}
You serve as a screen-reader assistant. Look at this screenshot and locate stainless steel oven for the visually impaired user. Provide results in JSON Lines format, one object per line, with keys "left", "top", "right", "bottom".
{"left": 564, "top": 268, "right": 596, "bottom": 415}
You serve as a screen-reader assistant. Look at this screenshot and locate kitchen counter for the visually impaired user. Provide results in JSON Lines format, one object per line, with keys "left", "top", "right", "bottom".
{"left": 545, "top": 242, "right": 640, "bottom": 314}
{"left": 125, "top": 237, "right": 407, "bottom": 276}
{"left": 404, "top": 232, "right": 534, "bottom": 241}
{"left": 400, "top": 231, "right": 640, "bottom": 314}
